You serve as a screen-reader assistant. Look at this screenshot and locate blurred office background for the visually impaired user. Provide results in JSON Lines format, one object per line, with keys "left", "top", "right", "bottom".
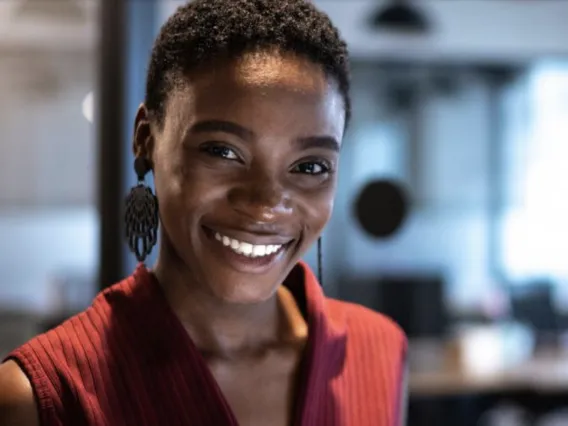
{"left": 2, "top": 1, "right": 568, "bottom": 425}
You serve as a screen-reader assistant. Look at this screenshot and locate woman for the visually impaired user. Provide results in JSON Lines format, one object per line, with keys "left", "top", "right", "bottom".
{"left": 0, "top": 1, "right": 407, "bottom": 425}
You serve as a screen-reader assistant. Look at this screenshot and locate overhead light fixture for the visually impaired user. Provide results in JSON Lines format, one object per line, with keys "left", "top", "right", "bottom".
{"left": 369, "top": 0, "right": 430, "bottom": 34}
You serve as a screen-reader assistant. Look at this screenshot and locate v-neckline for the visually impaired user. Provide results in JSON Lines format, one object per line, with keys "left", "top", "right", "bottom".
{"left": 132, "top": 262, "right": 346, "bottom": 426}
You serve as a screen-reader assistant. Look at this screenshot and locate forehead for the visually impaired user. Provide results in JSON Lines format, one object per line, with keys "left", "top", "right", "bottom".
{"left": 163, "top": 51, "right": 345, "bottom": 140}
{"left": 231, "top": 51, "right": 330, "bottom": 93}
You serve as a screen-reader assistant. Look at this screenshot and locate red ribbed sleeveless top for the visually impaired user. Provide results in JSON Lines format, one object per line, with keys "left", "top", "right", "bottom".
{"left": 6, "top": 262, "right": 407, "bottom": 425}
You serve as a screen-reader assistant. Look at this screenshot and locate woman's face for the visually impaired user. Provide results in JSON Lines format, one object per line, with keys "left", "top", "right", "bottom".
{"left": 137, "top": 51, "right": 345, "bottom": 303}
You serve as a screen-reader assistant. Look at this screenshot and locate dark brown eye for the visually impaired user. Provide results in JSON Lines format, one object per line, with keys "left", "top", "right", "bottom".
{"left": 201, "top": 144, "right": 239, "bottom": 161}
{"left": 292, "top": 161, "right": 331, "bottom": 175}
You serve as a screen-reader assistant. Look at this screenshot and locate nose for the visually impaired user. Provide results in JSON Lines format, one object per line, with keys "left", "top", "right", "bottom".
{"left": 228, "top": 174, "right": 293, "bottom": 223}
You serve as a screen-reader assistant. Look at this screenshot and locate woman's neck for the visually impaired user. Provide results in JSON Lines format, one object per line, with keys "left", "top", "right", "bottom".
{"left": 153, "top": 249, "right": 307, "bottom": 359}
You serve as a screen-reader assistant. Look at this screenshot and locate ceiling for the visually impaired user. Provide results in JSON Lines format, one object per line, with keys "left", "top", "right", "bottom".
{"left": 4, "top": 0, "right": 568, "bottom": 62}
{"left": 316, "top": 0, "right": 568, "bottom": 64}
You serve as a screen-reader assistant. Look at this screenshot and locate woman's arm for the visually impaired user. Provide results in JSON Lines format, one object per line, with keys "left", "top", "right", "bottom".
{"left": 0, "top": 360, "right": 39, "bottom": 426}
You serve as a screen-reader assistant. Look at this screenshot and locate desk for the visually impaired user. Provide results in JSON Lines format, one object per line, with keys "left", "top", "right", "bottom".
{"left": 409, "top": 341, "right": 568, "bottom": 397}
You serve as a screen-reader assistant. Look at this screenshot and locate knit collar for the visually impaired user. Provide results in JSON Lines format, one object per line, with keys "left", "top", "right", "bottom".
{"left": 286, "top": 261, "right": 348, "bottom": 424}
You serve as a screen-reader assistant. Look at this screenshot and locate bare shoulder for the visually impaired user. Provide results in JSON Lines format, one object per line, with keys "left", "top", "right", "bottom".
{"left": 0, "top": 360, "right": 39, "bottom": 426}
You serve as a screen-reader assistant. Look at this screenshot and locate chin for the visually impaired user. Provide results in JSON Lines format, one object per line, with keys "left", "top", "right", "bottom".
{"left": 197, "top": 255, "right": 294, "bottom": 305}
{"left": 208, "top": 277, "right": 278, "bottom": 305}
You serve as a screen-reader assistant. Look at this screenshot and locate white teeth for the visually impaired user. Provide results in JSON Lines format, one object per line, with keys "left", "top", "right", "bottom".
{"left": 240, "top": 243, "right": 253, "bottom": 256}
{"left": 253, "top": 245, "right": 266, "bottom": 257}
{"left": 213, "top": 232, "right": 283, "bottom": 258}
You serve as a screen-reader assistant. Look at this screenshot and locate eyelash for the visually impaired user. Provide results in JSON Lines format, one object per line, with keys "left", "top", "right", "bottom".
{"left": 200, "top": 143, "right": 333, "bottom": 176}
{"left": 291, "top": 161, "right": 332, "bottom": 176}
{"left": 200, "top": 143, "right": 241, "bottom": 161}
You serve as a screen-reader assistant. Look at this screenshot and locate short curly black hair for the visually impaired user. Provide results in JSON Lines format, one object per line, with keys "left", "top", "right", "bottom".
{"left": 145, "top": 0, "right": 351, "bottom": 128}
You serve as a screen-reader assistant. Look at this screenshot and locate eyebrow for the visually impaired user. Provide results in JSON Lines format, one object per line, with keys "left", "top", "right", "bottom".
{"left": 188, "top": 119, "right": 340, "bottom": 152}
{"left": 189, "top": 120, "right": 254, "bottom": 140}
{"left": 295, "top": 135, "right": 340, "bottom": 152}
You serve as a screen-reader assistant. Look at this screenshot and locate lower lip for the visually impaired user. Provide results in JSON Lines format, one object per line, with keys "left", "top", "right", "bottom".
{"left": 202, "top": 227, "right": 290, "bottom": 274}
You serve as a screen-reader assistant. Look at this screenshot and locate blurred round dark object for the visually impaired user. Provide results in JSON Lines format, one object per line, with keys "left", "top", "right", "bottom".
{"left": 369, "top": 1, "right": 430, "bottom": 33}
{"left": 354, "top": 179, "right": 409, "bottom": 238}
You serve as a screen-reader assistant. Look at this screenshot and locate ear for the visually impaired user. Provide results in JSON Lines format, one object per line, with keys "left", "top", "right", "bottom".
{"left": 132, "top": 104, "right": 155, "bottom": 165}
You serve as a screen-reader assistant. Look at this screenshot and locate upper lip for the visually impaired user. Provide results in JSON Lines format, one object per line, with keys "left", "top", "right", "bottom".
{"left": 204, "top": 225, "right": 295, "bottom": 245}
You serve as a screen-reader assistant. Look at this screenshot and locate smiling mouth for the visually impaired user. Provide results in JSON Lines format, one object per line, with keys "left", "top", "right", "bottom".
{"left": 213, "top": 232, "right": 285, "bottom": 258}
{"left": 202, "top": 226, "right": 294, "bottom": 272}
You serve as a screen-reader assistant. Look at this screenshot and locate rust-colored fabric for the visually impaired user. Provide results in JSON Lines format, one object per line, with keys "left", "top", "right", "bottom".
{"left": 7, "top": 262, "right": 406, "bottom": 425}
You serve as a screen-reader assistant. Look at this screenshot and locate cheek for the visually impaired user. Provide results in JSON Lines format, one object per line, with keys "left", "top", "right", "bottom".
{"left": 153, "top": 158, "right": 183, "bottom": 211}
{"left": 154, "top": 154, "right": 227, "bottom": 222}
{"left": 153, "top": 152, "right": 194, "bottom": 232}
{"left": 298, "top": 184, "right": 336, "bottom": 236}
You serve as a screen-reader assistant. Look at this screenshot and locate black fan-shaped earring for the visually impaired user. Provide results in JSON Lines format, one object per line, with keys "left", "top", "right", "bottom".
{"left": 124, "top": 157, "right": 159, "bottom": 262}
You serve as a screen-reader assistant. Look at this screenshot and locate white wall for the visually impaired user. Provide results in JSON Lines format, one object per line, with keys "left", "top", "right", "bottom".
{"left": 0, "top": 52, "right": 96, "bottom": 206}
{"left": 0, "top": 208, "right": 98, "bottom": 312}
{"left": 0, "top": 50, "right": 98, "bottom": 312}
{"left": 0, "top": 0, "right": 96, "bottom": 52}
{"left": 324, "top": 65, "right": 499, "bottom": 311}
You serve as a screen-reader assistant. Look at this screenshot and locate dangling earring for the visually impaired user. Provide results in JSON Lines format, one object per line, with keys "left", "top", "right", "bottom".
{"left": 124, "top": 156, "right": 159, "bottom": 262}
{"left": 317, "top": 237, "right": 323, "bottom": 286}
